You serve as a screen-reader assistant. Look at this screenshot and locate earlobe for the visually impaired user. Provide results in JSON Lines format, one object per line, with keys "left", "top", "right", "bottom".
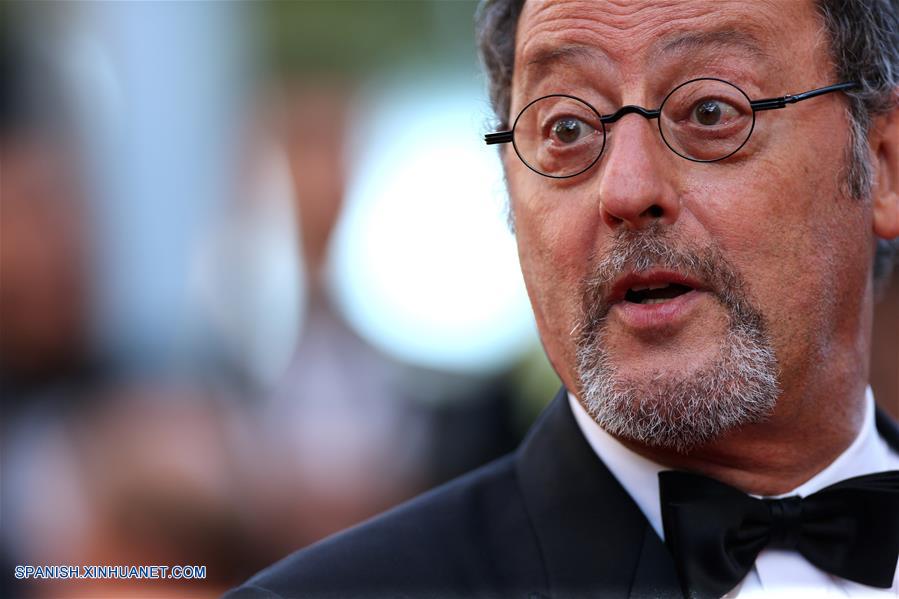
{"left": 874, "top": 191, "right": 899, "bottom": 239}
{"left": 871, "top": 93, "right": 899, "bottom": 240}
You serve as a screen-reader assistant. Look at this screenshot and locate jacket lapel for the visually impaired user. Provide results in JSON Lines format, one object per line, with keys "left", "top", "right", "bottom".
{"left": 628, "top": 525, "right": 683, "bottom": 599}
{"left": 514, "top": 388, "right": 682, "bottom": 598}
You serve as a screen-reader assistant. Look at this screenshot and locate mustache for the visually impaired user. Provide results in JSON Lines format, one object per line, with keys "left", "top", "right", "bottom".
{"left": 578, "top": 226, "right": 747, "bottom": 332}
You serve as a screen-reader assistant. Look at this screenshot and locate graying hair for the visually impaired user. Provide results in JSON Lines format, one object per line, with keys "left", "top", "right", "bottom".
{"left": 476, "top": 0, "right": 899, "bottom": 288}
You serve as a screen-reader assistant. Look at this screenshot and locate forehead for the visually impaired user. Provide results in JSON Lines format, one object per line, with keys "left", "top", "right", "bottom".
{"left": 513, "top": 0, "right": 827, "bottom": 95}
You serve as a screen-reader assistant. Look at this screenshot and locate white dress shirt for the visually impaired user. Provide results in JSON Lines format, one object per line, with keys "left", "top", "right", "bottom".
{"left": 568, "top": 388, "right": 899, "bottom": 598}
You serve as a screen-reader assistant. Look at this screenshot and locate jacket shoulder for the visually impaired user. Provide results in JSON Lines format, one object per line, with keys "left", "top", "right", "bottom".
{"left": 224, "top": 452, "right": 546, "bottom": 599}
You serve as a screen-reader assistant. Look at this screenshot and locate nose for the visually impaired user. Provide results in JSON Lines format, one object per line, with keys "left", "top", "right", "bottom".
{"left": 596, "top": 115, "right": 681, "bottom": 230}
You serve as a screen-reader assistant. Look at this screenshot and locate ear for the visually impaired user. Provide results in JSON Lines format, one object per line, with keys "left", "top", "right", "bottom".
{"left": 872, "top": 91, "right": 899, "bottom": 240}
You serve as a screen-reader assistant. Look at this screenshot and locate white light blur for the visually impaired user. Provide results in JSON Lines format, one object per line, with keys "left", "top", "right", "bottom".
{"left": 61, "top": 2, "right": 253, "bottom": 372}
{"left": 191, "top": 143, "right": 305, "bottom": 389}
{"left": 328, "top": 79, "right": 539, "bottom": 374}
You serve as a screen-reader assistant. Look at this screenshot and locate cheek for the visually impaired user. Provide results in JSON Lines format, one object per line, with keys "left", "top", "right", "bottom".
{"left": 690, "top": 146, "right": 868, "bottom": 365}
{"left": 508, "top": 168, "right": 603, "bottom": 370}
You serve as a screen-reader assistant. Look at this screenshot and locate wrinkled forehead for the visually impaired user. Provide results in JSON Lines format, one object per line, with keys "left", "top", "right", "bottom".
{"left": 512, "top": 0, "right": 829, "bottom": 103}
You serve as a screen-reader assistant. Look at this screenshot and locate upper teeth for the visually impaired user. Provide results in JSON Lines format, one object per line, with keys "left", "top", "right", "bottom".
{"left": 630, "top": 283, "right": 669, "bottom": 292}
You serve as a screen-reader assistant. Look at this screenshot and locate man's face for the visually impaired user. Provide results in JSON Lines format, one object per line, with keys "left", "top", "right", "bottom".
{"left": 507, "top": 0, "right": 876, "bottom": 448}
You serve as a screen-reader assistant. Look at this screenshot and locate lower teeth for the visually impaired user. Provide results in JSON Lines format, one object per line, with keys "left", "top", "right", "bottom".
{"left": 642, "top": 298, "right": 672, "bottom": 305}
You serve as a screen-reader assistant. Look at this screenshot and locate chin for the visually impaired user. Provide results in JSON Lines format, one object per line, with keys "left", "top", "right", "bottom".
{"left": 576, "top": 325, "right": 781, "bottom": 453}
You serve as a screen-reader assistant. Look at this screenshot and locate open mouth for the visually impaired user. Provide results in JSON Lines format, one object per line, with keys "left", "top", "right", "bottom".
{"left": 623, "top": 283, "right": 694, "bottom": 305}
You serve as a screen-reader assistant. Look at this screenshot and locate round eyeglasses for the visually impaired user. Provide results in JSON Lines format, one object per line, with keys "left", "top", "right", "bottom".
{"left": 485, "top": 78, "right": 858, "bottom": 179}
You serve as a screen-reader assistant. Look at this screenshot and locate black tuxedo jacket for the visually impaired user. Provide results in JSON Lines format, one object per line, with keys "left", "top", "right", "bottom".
{"left": 225, "top": 388, "right": 899, "bottom": 599}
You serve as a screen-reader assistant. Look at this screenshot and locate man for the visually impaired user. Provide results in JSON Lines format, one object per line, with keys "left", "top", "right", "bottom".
{"left": 227, "top": 0, "right": 899, "bottom": 597}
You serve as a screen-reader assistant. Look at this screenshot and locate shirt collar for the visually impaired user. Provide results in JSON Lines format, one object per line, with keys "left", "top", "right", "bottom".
{"left": 567, "top": 387, "right": 891, "bottom": 541}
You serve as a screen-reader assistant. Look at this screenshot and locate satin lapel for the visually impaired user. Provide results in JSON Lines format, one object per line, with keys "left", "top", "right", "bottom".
{"left": 875, "top": 406, "right": 899, "bottom": 452}
{"left": 514, "top": 388, "right": 683, "bottom": 599}
{"left": 628, "top": 526, "right": 683, "bottom": 599}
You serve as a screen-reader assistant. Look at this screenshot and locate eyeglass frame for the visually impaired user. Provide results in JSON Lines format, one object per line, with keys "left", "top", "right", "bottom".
{"left": 484, "top": 78, "right": 859, "bottom": 179}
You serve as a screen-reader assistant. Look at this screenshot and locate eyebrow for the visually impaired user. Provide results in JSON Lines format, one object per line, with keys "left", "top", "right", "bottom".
{"left": 652, "top": 29, "right": 772, "bottom": 62}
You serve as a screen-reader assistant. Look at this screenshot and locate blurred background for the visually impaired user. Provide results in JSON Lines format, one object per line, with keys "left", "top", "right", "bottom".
{"left": 1, "top": 2, "right": 896, "bottom": 598}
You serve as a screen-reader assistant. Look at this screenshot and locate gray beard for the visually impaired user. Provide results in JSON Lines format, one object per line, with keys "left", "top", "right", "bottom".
{"left": 574, "top": 227, "right": 780, "bottom": 453}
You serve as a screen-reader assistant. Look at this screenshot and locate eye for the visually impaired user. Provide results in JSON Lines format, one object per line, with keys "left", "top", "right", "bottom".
{"left": 549, "top": 116, "right": 595, "bottom": 144}
{"left": 691, "top": 99, "right": 740, "bottom": 126}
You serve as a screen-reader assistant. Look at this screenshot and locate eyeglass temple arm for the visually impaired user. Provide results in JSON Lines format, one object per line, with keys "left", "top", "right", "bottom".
{"left": 750, "top": 81, "right": 859, "bottom": 111}
{"left": 485, "top": 131, "right": 513, "bottom": 145}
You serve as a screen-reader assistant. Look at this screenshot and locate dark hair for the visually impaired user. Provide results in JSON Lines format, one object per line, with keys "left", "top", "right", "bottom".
{"left": 475, "top": 0, "right": 899, "bottom": 287}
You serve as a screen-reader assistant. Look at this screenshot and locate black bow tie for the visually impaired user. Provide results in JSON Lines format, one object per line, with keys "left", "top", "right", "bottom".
{"left": 658, "top": 470, "right": 899, "bottom": 599}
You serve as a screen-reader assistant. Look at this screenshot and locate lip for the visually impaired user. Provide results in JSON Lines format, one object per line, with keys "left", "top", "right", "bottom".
{"left": 611, "top": 289, "right": 708, "bottom": 332}
{"left": 608, "top": 270, "right": 709, "bottom": 333}
{"left": 608, "top": 270, "right": 706, "bottom": 304}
